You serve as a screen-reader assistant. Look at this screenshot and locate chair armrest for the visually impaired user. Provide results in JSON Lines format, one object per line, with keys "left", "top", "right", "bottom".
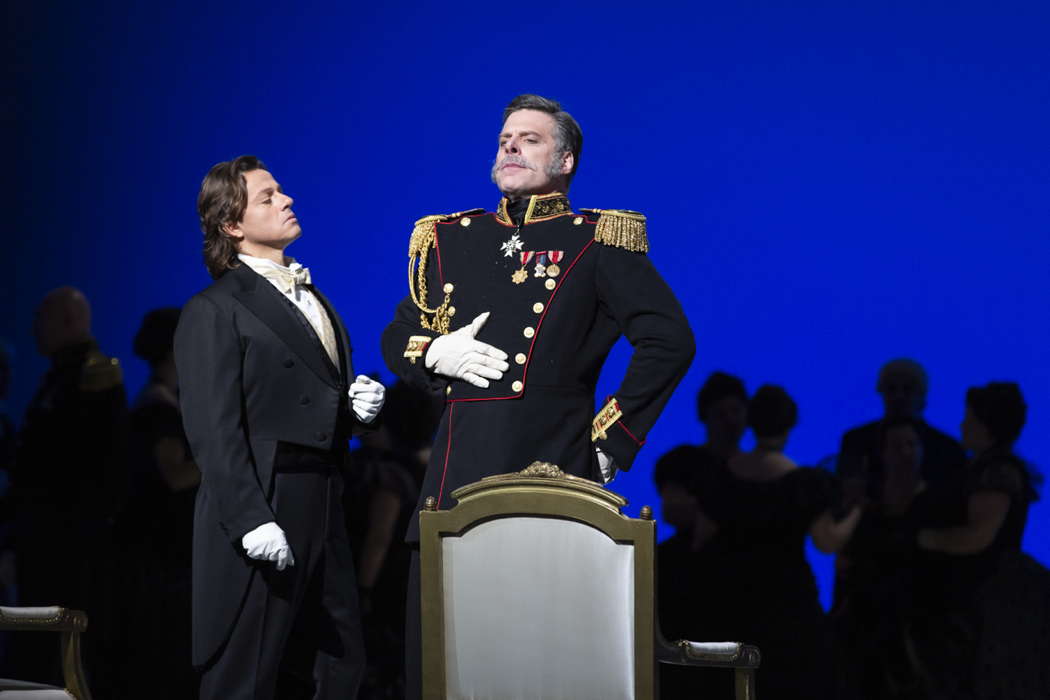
{"left": 0, "top": 606, "right": 87, "bottom": 633}
{"left": 657, "top": 637, "right": 761, "bottom": 669}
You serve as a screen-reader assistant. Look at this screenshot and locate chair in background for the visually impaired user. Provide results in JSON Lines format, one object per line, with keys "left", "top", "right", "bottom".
{"left": 420, "top": 462, "right": 760, "bottom": 700}
{"left": 0, "top": 606, "right": 93, "bottom": 699}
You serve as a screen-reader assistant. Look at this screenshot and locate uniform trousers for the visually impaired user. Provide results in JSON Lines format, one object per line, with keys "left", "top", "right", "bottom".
{"left": 199, "top": 447, "right": 365, "bottom": 700}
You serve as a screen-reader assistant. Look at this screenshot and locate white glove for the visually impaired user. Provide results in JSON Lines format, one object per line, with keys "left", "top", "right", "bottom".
{"left": 596, "top": 446, "right": 618, "bottom": 485}
{"left": 424, "top": 312, "right": 509, "bottom": 388}
{"left": 241, "top": 521, "right": 295, "bottom": 571}
{"left": 349, "top": 375, "right": 385, "bottom": 423}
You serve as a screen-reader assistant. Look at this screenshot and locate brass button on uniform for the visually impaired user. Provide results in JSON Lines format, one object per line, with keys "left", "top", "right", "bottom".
{"left": 448, "top": 306, "right": 456, "bottom": 316}
{"left": 443, "top": 282, "right": 454, "bottom": 293}
{"left": 532, "top": 302, "right": 544, "bottom": 314}
{"left": 545, "top": 278, "right": 556, "bottom": 290}
{"left": 512, "top": 380, "right": 523, "bottom": 392}
{"left": 523, "top": 326, "right": 535, "bottom": 338}
{"left": 460, "top": 217, "right": 471, "bottom": 227}
{"left": 515, "top": 353, "right": 527, "bottom": 365}
{"left": 446, "top": 386, "right": 452, "bottom": 395}
{"left": 573, "top": 216, "right": 583, "bottom": 225}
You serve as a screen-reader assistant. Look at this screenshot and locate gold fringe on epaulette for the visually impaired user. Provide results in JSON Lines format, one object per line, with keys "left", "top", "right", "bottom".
{"left": 407, "top": 211, "right": 483, "bottom": 335}
{"left": 584, "top": 209, "right": 649, "bottom": 253}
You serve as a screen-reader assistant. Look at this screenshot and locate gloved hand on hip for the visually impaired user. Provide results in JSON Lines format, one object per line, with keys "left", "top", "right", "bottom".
{"left": 241, "top": 521, "right": 295, "bottom": 571}
{"left": 425, "top": 312, "right": 509, "bottom": 388}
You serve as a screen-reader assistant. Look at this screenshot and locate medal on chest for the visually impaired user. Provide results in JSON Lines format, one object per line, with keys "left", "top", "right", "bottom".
{"left": 500, "top": 232, "right": 524, "bottom": 258}
{"left": 512, "top": 250, "right": 534, "bottom": 284}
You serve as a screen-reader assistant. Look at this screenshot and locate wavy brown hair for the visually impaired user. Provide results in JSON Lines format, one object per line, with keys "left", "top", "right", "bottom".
{"left": 197, "top": 155, "right": 266, "bottom": 279}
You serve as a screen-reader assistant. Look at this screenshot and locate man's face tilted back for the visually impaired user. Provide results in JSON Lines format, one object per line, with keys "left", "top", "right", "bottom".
{"left": 491, "top": 109, "right": 573, "bottom": 199}
{"left": 225, "top": 169, "right": 302, "bottom": 257}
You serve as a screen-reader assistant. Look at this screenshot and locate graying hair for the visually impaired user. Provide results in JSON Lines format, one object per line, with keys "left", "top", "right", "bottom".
{"left": 501, "top": 94, "right": 583, "bottom": 183}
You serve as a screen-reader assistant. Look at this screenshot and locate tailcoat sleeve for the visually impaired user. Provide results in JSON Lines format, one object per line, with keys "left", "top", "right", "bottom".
{"left": 381, "top": 245, "right": 449, "bottom": 396}
{"left": 174, "top": 294, "right": 275, "bottom": 542}
{"left": 593, "top": 244, "right": 695, "bottom": 469}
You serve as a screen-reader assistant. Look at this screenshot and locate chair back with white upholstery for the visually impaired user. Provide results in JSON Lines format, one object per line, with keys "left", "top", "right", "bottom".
{"left": 420, "top": 462, "right": 656, "bottom": 700}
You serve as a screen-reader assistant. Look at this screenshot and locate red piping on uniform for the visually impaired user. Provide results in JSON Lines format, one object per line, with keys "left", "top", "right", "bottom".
{"left": 436, "top": 402, "right": 454, "bottom": 507}
{"left": 616, "top": 419, "right": 645, "bottom": 446}
{"left": 449, "top": 238, "right": 598, "bottom": 403}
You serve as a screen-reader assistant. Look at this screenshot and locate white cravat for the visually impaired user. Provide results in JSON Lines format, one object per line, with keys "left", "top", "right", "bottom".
{"left": 237, "top": 254, "right": 340, "bottom": 372}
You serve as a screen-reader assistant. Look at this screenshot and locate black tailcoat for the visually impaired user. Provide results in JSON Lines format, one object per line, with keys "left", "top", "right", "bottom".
{"left": 382, "top": 194, "right": 695, "bottom": 541}
{"left": 174, "top": 263, "right": 361, "bottom": 667}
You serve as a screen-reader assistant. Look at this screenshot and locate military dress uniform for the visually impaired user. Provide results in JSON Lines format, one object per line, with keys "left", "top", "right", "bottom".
{"left": 382, "top": 192, "right": 695, "bottom": 540}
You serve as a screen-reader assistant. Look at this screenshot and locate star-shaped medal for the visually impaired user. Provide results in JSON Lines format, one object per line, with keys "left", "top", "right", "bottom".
{"left": 500, "top": 233, "right": 524, "bottom": 257}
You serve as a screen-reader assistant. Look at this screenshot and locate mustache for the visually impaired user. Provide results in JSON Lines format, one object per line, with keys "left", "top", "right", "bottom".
{"left": 495, "top": 155, "right": 537, "bottom": 171}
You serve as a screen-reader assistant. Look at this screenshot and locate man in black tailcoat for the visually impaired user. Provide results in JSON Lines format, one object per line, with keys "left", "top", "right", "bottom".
{"left": 176, "top": 156, "right": 383, "bottom": 699}
{"left": 382, "top": 94, "right": 696, "bottom": 698}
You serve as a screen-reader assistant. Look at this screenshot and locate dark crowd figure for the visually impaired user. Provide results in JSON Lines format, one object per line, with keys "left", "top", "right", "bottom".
{"left": 112, "top": 307, "right": 200, "bottom": 698}
{"left": 382, "top": 94, "right": 694, "bottom": 699}
{"left": 910, "top": 382, "right": 1045, "bottom": 699}
{"left": 834, "top": 359, "right": 966, "bottom": 611}
{"left": 662, "top": 385, "right": 859, "bottom": 699}
{"left": 837, "top": 358, "right": 966, "bottom": 501}
{"left": 833, "top": 416, "right": 943, "bottom": 699}
{"left": 695, "top": 370, "right": 748, "bottom": 466}
{"left": 176, "top": 156, "right": 382, "bottom": 699}
{"left": 11, "top": 287, "right": 127, "bottom": 692}
{"left": 344, "top": 380, "right": 442, "bottom": 699}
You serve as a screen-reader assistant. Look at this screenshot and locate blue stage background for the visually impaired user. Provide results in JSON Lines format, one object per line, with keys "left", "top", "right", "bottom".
{"left": 9, "top": 1, "right": 1049, "bottom": 609}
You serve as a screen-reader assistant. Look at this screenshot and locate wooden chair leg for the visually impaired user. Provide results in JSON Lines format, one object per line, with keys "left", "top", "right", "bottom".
{"left": 60, "top": 630, "right": 93, "bottom": 700}
{"left": 734, "top": 667, "right": 756, "bottom": 700}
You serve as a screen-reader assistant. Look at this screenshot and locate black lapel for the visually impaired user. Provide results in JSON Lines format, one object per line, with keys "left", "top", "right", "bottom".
{"left": 230, "top": 265, "right": 338, "bottom": 388}
{"left": 310, "top": 286, "right": 355, "bottom": 380}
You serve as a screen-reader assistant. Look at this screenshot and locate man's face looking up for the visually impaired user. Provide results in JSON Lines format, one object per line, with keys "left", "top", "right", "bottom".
{"left": 491, "top": 109, "right": 573, "bottom": 199}
{"left": 225, "top": 169, "right": 301, "bottom": 257}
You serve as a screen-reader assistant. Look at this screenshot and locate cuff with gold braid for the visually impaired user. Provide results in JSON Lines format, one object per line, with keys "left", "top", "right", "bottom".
{"left": 590, "top": 396, "right": 645, "bottom": 471}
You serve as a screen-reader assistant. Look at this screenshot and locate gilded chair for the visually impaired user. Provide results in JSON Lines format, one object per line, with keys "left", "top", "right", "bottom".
{"left": 419, "top": 462, "right": 760, "bottom": 699}
{"left": 0, "top": 606, "right": 93, "bottom": 699}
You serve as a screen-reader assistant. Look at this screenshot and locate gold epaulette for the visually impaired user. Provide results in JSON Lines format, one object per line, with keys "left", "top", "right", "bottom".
{"left": 580, "top": 208, "right": 649, "bottom": 253}
{"left": 80, "top": 351, "right": 123, "bottom": 392}
{"left": 408, "top": 209, "right": 485, "bottom": 257}
{"left": 407, "top": 208, "right": 484, "bottom": 335}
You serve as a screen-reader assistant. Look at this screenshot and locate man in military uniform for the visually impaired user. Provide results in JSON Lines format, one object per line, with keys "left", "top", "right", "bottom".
{"left": 382, "top": 94, "right": 695, "bottom": 697}
{"left": 12, "top": 286, "right": 127, "bottom": 690}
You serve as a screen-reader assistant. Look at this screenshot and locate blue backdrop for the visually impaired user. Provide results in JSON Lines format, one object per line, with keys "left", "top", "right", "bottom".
{"left": 9, "top": 1, "right": 1048, "bottom": 607}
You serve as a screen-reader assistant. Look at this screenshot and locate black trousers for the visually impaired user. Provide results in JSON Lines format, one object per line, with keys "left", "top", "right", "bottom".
{"left": 200, "top": 452, "right": 365, "bottom": 700}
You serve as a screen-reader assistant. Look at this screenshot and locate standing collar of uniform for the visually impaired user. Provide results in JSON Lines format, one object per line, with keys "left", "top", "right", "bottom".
{"left": 496, "top": 191, "right": 572, "bottom": 225}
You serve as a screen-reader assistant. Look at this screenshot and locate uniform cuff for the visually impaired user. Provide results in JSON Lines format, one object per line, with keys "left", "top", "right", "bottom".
{"left": 591, "top": 397, "right": 645, "bottom": 470}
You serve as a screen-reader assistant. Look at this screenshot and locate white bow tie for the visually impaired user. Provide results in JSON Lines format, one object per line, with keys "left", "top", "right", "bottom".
{"left": 260, "top": 262, "right": 311, "bottom": 294}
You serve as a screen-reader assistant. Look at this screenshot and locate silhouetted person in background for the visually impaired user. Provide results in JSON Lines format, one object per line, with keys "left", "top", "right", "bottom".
{"left": 345, "top": 380, "right": 442, "bottom": 699}
{"left": 910, "top": 382, "right": 1043, "bottom": 699}
{"left": 837, "top": 359, "right": 965, "bottom": 499}
{"left": 833, "top": 416, "right": 936, "bottom": 699}
{"left": 696, "top": 371, "right": 749, "bottom": 466}
{"left": 114, "top": 307, "right": 199, "bottom": 698}
{"left": 698, "top": 385, "right": 857, "bottom": 700}
{"left": 11, "top": 286, "right": 127, "bottom": 691}
{"left": 653, "top": 445, "right": 725, "bottom": 699}
{"left": 834, "top": 359, "right": 966, "bottom": 610}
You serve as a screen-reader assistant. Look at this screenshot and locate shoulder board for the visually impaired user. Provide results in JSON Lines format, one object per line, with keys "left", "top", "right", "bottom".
{"left": 579, "top": 208, "right": 649, "bottom": 253}
{"left": 410, "top": 209, "right": 486, "bottom": 256}
{"left": 80, "top": 351, "right": 123, "bottom": 392}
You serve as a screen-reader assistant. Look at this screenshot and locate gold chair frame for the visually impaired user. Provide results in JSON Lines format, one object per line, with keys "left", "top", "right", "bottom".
{"left": 0, "top": 605, "right": 93, "bottom": 700}
{"left": 420, "top": 462, "right": 760, "bottom": 699}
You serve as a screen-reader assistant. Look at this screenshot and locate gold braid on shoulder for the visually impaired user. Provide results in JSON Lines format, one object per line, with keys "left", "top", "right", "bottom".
{"left": 407, "top": 210, "right": 483, "bottom": 334}
{"left": 580, "top": 208, "right": 649, "bottom": 253}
